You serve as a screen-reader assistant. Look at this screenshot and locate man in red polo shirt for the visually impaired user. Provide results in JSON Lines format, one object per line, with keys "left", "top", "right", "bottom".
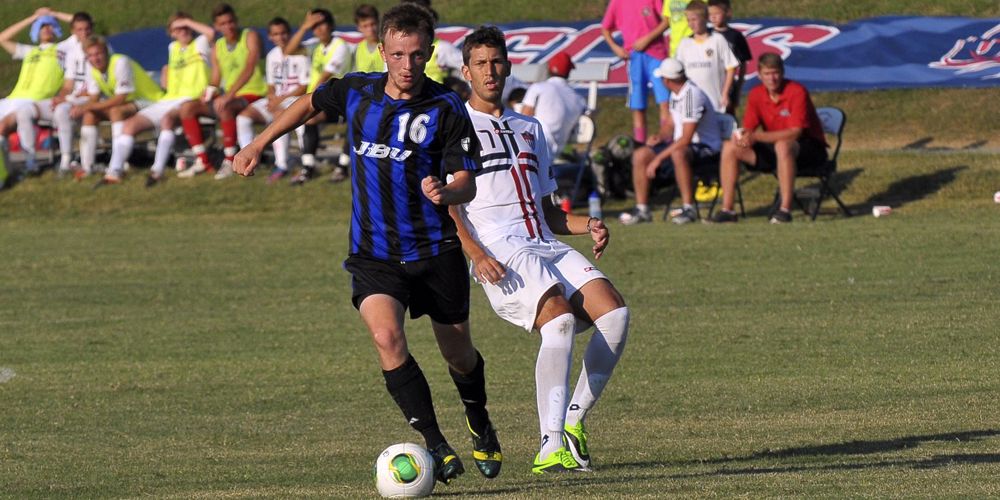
{"left": 709, "top": 52, "right": 827, "bottom": 224}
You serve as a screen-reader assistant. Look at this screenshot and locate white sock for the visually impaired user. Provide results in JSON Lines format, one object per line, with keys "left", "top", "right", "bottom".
{"left": 151, "top": 130, "right": 176, "bottom": 176}
{"left": 236, "top": 115, "right": 254, "bottom": 149}
{"left": 301, "top": 153, "right": 315, "bottom": 167}
{"left": 565, "top": 307, "right": 630, "bottom": 427}
{"left": 273, "top": 133, "right": 290, "bottom": 170}
{"left": 15, "top": 105, "right": 37, "bottom": 164}
{"left": 536, "top": 312, "right": 575, "bottom": 458}
{"left": 295, "top": 125, "right": 305, "bottom": 151}
{"left": 53, "top": 103, "right": 74, "bottom": 169}
{"left": 636, "top": 203, "right": 649, "bottom": 214}
{"left": 80, "top": 125, "right": 98, "bottom": 173}
{"left": 108, "top": 134, "right": 135, "bottom": 177}
{"left": 111, "top": 121, "right": 124, "bottom": 141}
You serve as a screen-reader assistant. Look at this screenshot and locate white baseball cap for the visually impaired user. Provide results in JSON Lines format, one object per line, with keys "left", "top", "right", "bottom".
{"left": 653, "top": 58, "right": 685, "bottom": 79}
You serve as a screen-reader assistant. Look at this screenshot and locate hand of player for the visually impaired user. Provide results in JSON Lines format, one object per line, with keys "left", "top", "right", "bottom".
{"left": 736, "top": 130, "right": 753, "bottom": 149}
{"left": 421, "top": 176, "right": 446, "bottom": 204}
{"left": 304, "top": 12, "right": 326, "bottom": 29}
{"left": 233, "top": 145, "right": 260, "bottom": 177}
{"left": 589, "top": 218, "right": 609, "bottom": 260}
{"left": 34, "top": 7, "right": 53, "bottom": 18}
{"left": 644, "top": 159, "right": 661, "bottom": 179}
{"left": 473, "top": 254, "right": 506, "bottom": 285}
{"left": 69, "top": 105, "right": 85, "bottom": 120}
{"left": 720, "top": 95, "right": 730, "bottom": 113}
{"left": 633, "top": 37, "right": 650, "bottom": 52}
{"left": 611, "top": 46, "right": 629, "bottom": 61}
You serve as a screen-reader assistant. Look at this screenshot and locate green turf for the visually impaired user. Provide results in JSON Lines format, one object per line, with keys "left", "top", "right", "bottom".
{"left": 1, "top": 149, "right": 999, "bottom": 497}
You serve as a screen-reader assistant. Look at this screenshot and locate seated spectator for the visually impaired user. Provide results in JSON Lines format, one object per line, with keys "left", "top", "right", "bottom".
{"left": 0, "top": 8, "right": 66, "bottom": 176}
{"left": 709, "top": 53, "right": 828, "bottom": 224}
{"left": 66, "top": 36, "right": 164, "bottom": 179}
{"left": 620, "top": 58, "right": 723, "bottom": 225}
{"left": 520, "top": 52, "right": 587, "bottom": 159}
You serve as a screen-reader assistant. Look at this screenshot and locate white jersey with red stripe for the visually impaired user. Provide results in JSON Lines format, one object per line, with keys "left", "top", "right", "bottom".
{"left": 463, "top": 103, "right": 557, "bottom": 246}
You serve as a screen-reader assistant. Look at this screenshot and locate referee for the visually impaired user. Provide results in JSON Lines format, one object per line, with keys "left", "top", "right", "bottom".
{"left": 232, "top": 3, "right": 500, "bottom": 485}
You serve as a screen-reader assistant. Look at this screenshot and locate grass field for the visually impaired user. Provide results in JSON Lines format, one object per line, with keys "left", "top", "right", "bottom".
{"left": 2, "top": 0, "right": 1000, "bottom": 498}
{"left": 2, "top": 148, "right": 999, "bottom": 497}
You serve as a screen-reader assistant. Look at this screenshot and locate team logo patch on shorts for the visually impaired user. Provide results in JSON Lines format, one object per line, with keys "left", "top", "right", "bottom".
{"left": 584, "top": 266, "right": 598, "bottom": 272}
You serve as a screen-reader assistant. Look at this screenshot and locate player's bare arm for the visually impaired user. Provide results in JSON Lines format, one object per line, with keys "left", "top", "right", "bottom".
{"left": 600, "top": 28, "right": 629, "bottom": 60}
{"left": 421, "top": 170, "right": 476, "bottom": 205}
{"left": 646, "top": 121, "right": 696, "bottom": 177}
{"left": 541, "top": 196, "right": 609, "bottom": 259}
{"left": 233, "top": 93, "right": 319, "bottom": 176}
{"left": 283, "top": 12, "right": 324, "bottom": 56}
{"left": 0, "top": 9, "right": 48, "bottom": 54}
{"left": 448, "top": 205, "right": 506, "bottom": 285}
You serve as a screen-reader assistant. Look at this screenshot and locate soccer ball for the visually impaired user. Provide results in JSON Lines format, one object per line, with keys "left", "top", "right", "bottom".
{"left": 373, "top": 443, "right": 436, "bottom": 498}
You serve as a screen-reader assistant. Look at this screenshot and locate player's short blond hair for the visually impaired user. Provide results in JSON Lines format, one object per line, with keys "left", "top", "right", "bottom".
{"left": 685, "top": 0, "right": 709, "bottom": 18}
{"left": 166, "top": 11, "right": 193, "bottom": 35}
{"left": 82, "top": 35, "right": 108, "bottom": 53}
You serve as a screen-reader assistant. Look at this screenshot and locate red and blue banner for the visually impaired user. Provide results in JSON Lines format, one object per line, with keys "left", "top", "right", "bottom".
{"left": 109, "top": 16, "right": 999, "bottom": 94}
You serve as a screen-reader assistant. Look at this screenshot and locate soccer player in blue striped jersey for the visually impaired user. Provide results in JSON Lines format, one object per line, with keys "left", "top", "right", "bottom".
{"left": 232, "top": 2, "right": 500, "bottom": 485}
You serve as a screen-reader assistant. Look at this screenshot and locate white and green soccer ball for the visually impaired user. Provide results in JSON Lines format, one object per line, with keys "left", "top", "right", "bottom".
{"left": 374, "top": 443, "right": 435, "bottom": 498}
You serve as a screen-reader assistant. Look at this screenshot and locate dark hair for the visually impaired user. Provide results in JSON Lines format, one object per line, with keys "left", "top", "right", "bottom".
{"left": 506, "top": 87, "right": 527, "bottom": 105}
{"left": 443, "top": 76, "right": 470, "bottom": 100}
{"left": 462, "top": 25, "right": 507, "bottom": 65}
{"left": 267, "top": 17, "right": 290, "bottom": 31}
{"left": 71, "top": 12, "right": 93, "bottom": 26}
{"left": 685, "top": 0, "right": 708, "bottom": 16}
{"left": 312, "top": 8, "right": 334, "bottom": 28}
{"left": 354, "top": 4, "right": 379, "bottom": 24}
{"left": 707, "top": 0, "right": 731, "bottom": 8}
{"left": 380, "top": 3, "right": 435, "bottom": 45}
{"left": 400, "top": 0, "right": 432, "bottom": 7}
{"left": 211, "top": 3, "right": 236, "bottom": 20}
{"left": 758, "top": 52, "right": 784, "bottom": 72}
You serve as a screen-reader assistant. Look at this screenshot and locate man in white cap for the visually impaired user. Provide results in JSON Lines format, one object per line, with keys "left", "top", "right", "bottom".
{"left": 619, "top": 57, "right": 723, "bottom": 225}
{"left": 521, "top": 52, "right": 587, "bottom": 159}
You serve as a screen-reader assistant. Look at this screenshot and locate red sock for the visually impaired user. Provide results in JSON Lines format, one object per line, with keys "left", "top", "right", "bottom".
{"left": 221, "top": 119, "right": 237, "bottom": 161}
{"left": 182, "top": 117, "right": 204, "bottom": 148}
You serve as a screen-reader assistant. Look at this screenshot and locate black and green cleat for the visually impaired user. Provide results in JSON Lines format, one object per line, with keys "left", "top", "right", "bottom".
{"left": 468, "top": 418, "right": 502, "bottom": 478}
{"left": 428, "top": 441, "right": 465, "bottom": 485}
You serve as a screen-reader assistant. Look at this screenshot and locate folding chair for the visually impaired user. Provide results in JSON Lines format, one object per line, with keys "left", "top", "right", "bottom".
{"left": 554, "top": 113, "right": 596, "bottom": 205}
{"left": 797, "top": 106, "right": 852, "bottom": 219}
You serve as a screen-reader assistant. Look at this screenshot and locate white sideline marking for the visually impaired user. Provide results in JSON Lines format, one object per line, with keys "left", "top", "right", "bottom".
{"left": 0, "top": 367, "right": 15, "bottom": 383}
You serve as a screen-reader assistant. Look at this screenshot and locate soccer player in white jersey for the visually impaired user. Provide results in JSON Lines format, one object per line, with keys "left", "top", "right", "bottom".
{"left": 674, "top": 0, "right": 738, "bottom": 112}
{"left": 450, "top": 26, "right": 630, "bottom": 474}
{"left": 235, "top": 17, "right": 310, "bottom": 183}
{"left": 620, "top": 58, "right": 723, "bottom": 225}
{"left": 51, "top": 11, "right": 96, "bottom": 176}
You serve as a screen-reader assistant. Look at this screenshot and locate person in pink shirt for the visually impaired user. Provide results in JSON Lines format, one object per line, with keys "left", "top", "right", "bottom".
{"left": 601, "top": 0, "right": 671, "bottom": 145}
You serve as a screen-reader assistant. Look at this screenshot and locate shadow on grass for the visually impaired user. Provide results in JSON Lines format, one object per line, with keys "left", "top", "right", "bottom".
{"left": 743, "top": 168, "right": 864, "bottom": 218}
{"left": 853, "top": 165, "right": 966, "bottom": 211}
{"left": 590, "top": 429, "right": 1000, "bottom": 481}
{"left": 903, "top": 137, "right": 990, "bottom": 152}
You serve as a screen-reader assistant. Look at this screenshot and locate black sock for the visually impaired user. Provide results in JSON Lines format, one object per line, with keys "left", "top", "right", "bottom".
{"left": 449, "top": 350, "right": 491, "bottom": 435}
{"left": 303, "top": 124, "right": 319, "bottom": 156}
{"left": 383, "top": 355, "right": 446, "bottom": 449}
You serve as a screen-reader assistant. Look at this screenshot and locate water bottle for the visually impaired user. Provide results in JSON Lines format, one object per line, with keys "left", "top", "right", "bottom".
{"left": 588, "top": 191, "right": 602, "bottom": 219}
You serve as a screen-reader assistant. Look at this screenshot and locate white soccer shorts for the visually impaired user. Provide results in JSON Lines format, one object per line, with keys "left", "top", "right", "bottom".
{"left": 249, "top": 95, "right": 299, "bottom": 123}
{"left": 475, "top": 235, "right": 606, "bottom": 331}
{"left": 137, "top": 97, "right": 191, "bottom": 131}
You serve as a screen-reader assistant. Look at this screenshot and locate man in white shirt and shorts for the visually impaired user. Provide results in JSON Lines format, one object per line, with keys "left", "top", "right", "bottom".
{"left": 520, "top": 51, "right": 587, "bottom": 159}
{"left": 450, "top": 26, "right": 630, "bottom": 475}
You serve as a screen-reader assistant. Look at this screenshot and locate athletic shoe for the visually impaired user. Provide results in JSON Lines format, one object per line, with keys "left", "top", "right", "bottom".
{"left": 671, "top": 205, "right": 699, "bottom": 225}
{"left": 770, "top": 210, "right": 792, "bottom": 224}
{"left": 289, "top": 167, "right": 317, "bottom": 186}
{"left": 145, "top": 173, "right": 164, "bottom": 188}
{"left": 618, "top": 208, "right": 652, "bottom": 225}
{"left": 428, "top": 442, "right": 465, "bottom": 485}
{"left": 328, "top": 166, "right": 348, "bottom": 183}
{"left": 563, "top": 422, "right": 590, "bottom": 468}
{"left": 532, "top": 447, "right": 589, "bottom": 474}
{"left": 213, "top": 160, "right": 234, "bottom": 180}
{"left": 93, "top": 174, "right": 122, "bottom": 190}
{"left": 467, "top": 418, "right": 502, "bottom": 479}
{"left": 267, "top": 168, "right": 288, "bottom": 185}
{"left": 707, "top": 210, "right": 739, "bottom": 224}
{"left": 177, "top": 158, "right": 214, "bottom": 178}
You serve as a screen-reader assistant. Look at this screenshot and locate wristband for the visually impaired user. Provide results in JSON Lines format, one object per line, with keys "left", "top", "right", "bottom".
{"left": 586, "top": 217, "right": 600, "bottom": 232}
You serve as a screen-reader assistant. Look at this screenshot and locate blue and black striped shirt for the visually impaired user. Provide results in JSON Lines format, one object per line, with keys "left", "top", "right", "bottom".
{"left": 312, "top": 73, "right": 480, "bottom": 262}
